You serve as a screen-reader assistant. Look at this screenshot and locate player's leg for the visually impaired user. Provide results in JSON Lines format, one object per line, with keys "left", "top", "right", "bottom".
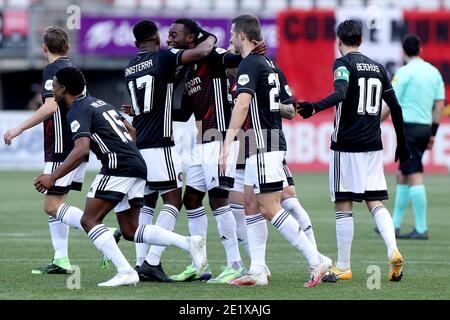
{"left": 281, "top": 185, "right": 317, "bottom": 250}
{"left": 139, "top": 187, "right": 182, "bottom": 282}
{"left": 33, "top": 162, "right": 86, "bottom": 275}
{"left": 365, "top": 150, "right": 403, "bottom": 282}
{"left": 229, "top": 173, "right": 249, "bottom": 257}
{"left": 134, "top": 192, "right": 158, "bottom": 268}
{"left": 205, "top": 141, "right": 244, "bottom": 284}
{"left": 325, "top": 150, "right": 360, "bottom": 282}
{"left": 398, "top": 123, "right": 430, "bottom": 239}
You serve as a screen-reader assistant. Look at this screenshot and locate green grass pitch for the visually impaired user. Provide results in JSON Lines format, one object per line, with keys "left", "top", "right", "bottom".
{"left": 0, "top": 171, "right": 449, "bottom": 300}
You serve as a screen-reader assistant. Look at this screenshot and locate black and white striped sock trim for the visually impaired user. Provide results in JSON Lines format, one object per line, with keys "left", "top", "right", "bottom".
{"left": 272, "top": 210, "right": 290, "bottom": 229}
{"left": 161, "top": 204, "right": 179, "bottom": 221}
{"left": 336, "top": 211, "right": 353, "bottom": 220}
{"left": 48, "top": 216, "right": 59, "bottom": 224}
{"left": 230, "top": 203, "right": 244, "bottom": 210}
{"left": 186, "top": 207, "right": 207, "bottom": 219}
{"left": 246, "top": 213, "right": 265, "bottom": 226}
{"left": 212, "top": 205, "right": 230, "bottom": 217}
{"left": 141, "top": 206, "right": 155, "bottom": 218}
{"left": 56, "top": 203, "right": 71, "bottom": 223}
{"left": 88, "top": 224, "right": 109, "bottom": 243}
{"left": 370, "top": 205, "right": 384, "bottom": 216}
{"left": 134, "top": 225, "right": 146, "bottom": 243}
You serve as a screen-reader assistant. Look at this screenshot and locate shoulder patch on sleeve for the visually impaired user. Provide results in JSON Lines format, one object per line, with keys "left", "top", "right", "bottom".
{"left": 215, "top": 47, "right": 227, "bottom": 54}
{"left": 333, "top": 66, "right": 350, "bottom": 82}
{"left": 44, "top": 79, "right": 53, "bottom": 91}
{"left": 238, "top": 74, "right": 250, "bottom": 86}
{"left": 284, "top": 85, "right": 292, "bottom": 96}
{"left": 170, "top": 48, "right": 181, "bottom": 54}
{"left": 71, "top": 120, "right": 80, "bottom": 133}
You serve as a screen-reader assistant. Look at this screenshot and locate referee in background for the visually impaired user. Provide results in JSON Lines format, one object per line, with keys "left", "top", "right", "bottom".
{"left": 381, "top": 34, "right": 445, "bottom": 239}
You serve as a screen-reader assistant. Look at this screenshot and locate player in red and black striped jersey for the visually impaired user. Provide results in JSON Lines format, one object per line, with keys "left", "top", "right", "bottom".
{"left": 3, "top": 26, "right": 91, "bottom": 275}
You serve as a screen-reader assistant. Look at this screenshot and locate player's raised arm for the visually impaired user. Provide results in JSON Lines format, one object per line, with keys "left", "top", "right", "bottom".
{"left": 179, "top": 34, "right": 215, "bottom": 64}
{"left": 297, "top": 60, "right": 350, "bottom": 119}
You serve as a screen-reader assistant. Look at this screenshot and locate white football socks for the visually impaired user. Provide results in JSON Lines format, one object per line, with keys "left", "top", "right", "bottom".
{"left": 48, "top": 217, "right": 69, "bottom": 259}
{"left": 371, "top": 206, "right": 398, "bottom": 258}
{"left": 335, "top": 211, "right": 353, "bottom": 270}
{"left": 246, "top": 213, "right": 268, "bottom": 274}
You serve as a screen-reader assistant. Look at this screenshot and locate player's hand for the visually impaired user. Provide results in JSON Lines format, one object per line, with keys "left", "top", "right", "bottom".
{"left": 3, "top": 127, "right": 23, "bottom": 145}
{"left": 427, "top": 136, "right": 435, "bottom": 150}
{"left": 251, "top": 41, "right": 267, "bottom": 55}
{"left": 296, "top": 101, "right": 316, "bottom": 119}
{"left": 219, "top": 144, "right": 230, "bottom": 176}
{"left": 121, "top": 104, "right": 134, "bottom": 116}
{"left": 395, "top": 143, "right": 412, "bottom": 163}
{"left": 34, "top": 174, "right": 56, "bottom": 193}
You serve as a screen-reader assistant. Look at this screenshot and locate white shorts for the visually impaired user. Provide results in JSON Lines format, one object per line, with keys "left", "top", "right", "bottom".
{"left": 140, "top": 146, "right": 182, "bottom": 195}
{"left": 173, "top": 117, "right": 197, "bottom": 172}
{"left": 231, "top": 168, "right": 245, "bottom": 193}
{"left": 329, "top": 150, "right": 388, "bottom": 202}
{"left": 44, "top": 162, "right": 87, "bottom": 195}
{"left": 87, "top": 174, "right": 146, "bottom": 213}
{"left": 244, "top": 151, "right": 288, "bottom": 194}
{"left": 186, "top": 140, "right": 239, "bottom": 193}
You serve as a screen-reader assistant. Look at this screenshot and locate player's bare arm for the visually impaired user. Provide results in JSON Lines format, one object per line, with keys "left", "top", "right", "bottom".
{"left": 219, "top": 92, "right": 252, "bottom": 175}
{"left": 179, "top": 35, "right": 215, "bottom": 64}
{"left": 34, "top": 137, "right": 90, "bottom": 192}
{"left": 3, "top": 97, "right": 58, "bottom": 145}
{"left": 297, "top": 79, "right": 349, "bottom": 119}
{"left": 428, "top": 99, "right": 445, "bottom": 149}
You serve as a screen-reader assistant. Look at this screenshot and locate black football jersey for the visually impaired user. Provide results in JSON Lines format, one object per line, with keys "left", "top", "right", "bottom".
{"left": 185, "top": 47, "right": 242, "bottom": 143}
{"left": 330, "top": 52, "right": 392, "bottom": 152}
{"left": 125, "top": 48, "right": 184, "bottom": 149}
{"left": 41, "top": 57, "right": 75, "bottom": 162}
{"left": 236, "top": 54, "right": 287, "bottom": 155}
{"left": 67, "top": 95, "right": 147, "bottom": 179}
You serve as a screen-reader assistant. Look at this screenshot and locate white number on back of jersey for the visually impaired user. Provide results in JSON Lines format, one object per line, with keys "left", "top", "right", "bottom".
{"left": 128, "top": 74, "right": 155, "bottom": 116}
{"left": 103, "top": 110, "right": 132, "bottom": 143}
{"left": 357, "top": 77, "right": 382, "bottom": 115}
{"left": 268, "top": 73, "right": 281, "bottom": 111}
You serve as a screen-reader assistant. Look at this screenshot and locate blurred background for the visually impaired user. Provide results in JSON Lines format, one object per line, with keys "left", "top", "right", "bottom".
{"left": 0, "top": 0, "right": 449, "bottom": 172}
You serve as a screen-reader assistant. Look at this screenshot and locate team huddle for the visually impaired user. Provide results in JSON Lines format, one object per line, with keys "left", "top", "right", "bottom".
{"left": 3, "top": 16, "right": 412, "bottom": 288}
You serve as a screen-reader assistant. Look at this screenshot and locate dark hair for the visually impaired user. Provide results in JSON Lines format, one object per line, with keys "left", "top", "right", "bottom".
{"left": 402, "top": 34, "right": 421, "bottom": 57}
{"left": 133, "top": 20, "right": 158, "bottom": 43}
{"left": 44, "top": 26, "right": 69, "bottom": 55}
{"left": 336, "top": 20, "right": 362, "bottom": 46}
{"left": 231, "top": 15, "right": 262, "bottom": 42}
{"left": 55, "top": 67, "right": 86, "bottom": 95}
{"left": 173, "top": 18, "right": 200, "bottom": 39}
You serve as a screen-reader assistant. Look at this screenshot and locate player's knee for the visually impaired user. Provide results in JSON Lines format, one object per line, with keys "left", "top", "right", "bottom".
{"left": 183, "top": 186, "right": 204, "bottom": 209}
{"left": 162, "top": 188, "right": 183, "bottom": 210}
{"left": 208, "top": 188, "right": 229, "bottom": 209}
{"left": 80, "top": 215, "right": 95, "bottom": 233}
{"left": 281, "top": 186, "right": 296, "bottom": 199}
{"left": 120, "top": 227, "right": 136, "bottom": 241}
{"left": 43, "top": 201, "right": 60, "bottom": 216}
{"left": 144, "top": 193, "right": 158, "bottom": 208}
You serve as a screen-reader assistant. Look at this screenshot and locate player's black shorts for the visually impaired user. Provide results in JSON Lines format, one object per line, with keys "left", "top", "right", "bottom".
{"left": 399, "top": 123, "right": 431, "bottom": 175}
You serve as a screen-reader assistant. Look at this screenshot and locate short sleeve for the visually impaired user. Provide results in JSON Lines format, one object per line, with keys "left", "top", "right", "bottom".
{"left": 160, "top": 48, "right": 185, "bottom": 68}
{"left": 236, "top": 57, "right": 260, "bottom": 96}
{"left": 68, "top": 106, "right": 93, "bottom": 141}
{"left": 435, "top": 71, "right": 445, "bottom": 100}
{"left": 276, "top": 67, "right": 294, "bottom": 104}
{"left": 333, "top": 59, "right": 350, "bottom": 83}
{"left": 41, "top": 64, "right": 55, "bottom": 100}
{"left": 391, "top": 67, "right": 408, "bottom": 99}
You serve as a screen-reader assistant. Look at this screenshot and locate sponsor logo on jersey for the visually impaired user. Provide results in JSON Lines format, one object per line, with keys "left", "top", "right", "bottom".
{"left": 238, "top": 74, "right": 250, "bottom": 85}
{"left": 71, "top": 120, "right": 80, "bottom": 133}
{"left": 44, "top": 79, "right": 53, "bottom": 91}
{"left": 178, "top": 172, "right": 183, "bottom": 182}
